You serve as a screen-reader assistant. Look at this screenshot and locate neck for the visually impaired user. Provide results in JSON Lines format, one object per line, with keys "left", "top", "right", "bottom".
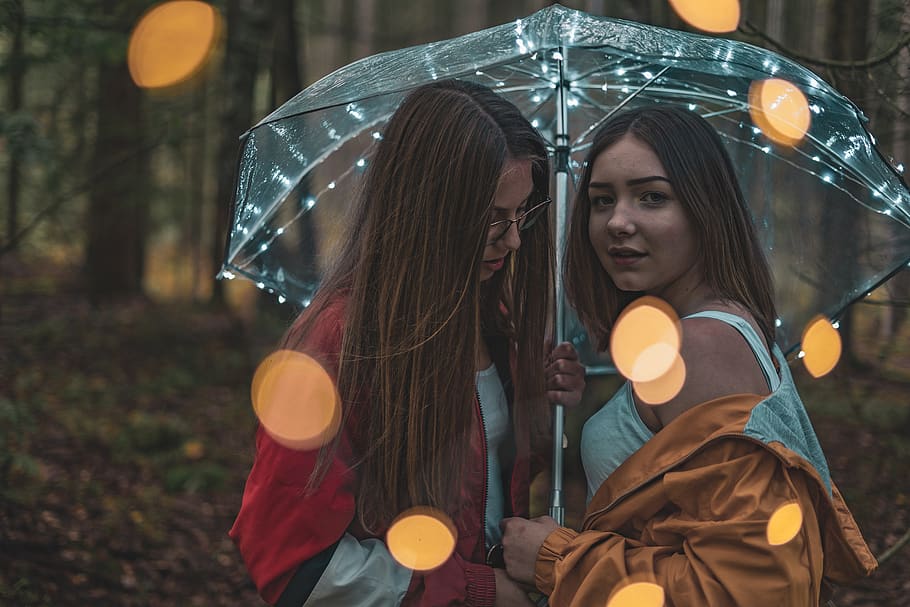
{"left": 476, "top": 336, "right": 492, "bottom": 371}
{"left": 653, "top": 265, "right": 716, "bottom": 317}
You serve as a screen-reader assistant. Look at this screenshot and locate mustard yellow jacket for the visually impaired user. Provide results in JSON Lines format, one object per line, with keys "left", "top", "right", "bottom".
{"left": 536, "top": 367, "right": 876, "bottom": 606}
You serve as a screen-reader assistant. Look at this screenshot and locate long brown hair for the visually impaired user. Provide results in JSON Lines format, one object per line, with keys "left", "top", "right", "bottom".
{"left": 287, "top": 80, "right": 552, "bottom": 531}
{"left": 565, "top": 105, "right": 776, "bottom": 350}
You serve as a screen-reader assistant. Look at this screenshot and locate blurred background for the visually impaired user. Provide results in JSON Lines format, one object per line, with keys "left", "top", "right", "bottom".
{"left": 1, "top": 0, "right": 909, "bottom": 605}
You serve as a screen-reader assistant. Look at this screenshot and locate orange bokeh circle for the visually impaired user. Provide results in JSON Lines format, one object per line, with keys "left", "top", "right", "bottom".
{"left": 748, "top": 78, "right": 811, "bottom": 147}
{"left": 128, "top": 1, "right": 221, "bottom": 89}
{"left": 251, "top": 349, "right": 341, "bottom": 451}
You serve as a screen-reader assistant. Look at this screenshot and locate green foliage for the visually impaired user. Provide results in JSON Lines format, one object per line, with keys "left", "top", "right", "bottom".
{"left": 165, "top": 462, "right": 228, "bottom": 494}
{"left": 0, "top": 111, "right": 46, "bottom": 158}
{"left": 0, "top": 398, "right": 41, "bottom": 497}
{"left": 0, "top": 577, "right": 52, "bottom": 607}
{"left": 114, "top": 411, "right": 189, "bottom": 455}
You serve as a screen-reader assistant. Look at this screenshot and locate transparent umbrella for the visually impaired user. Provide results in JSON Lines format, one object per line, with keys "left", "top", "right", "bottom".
{"left": 220, "top": 3, "right": 910, "bottom": 522}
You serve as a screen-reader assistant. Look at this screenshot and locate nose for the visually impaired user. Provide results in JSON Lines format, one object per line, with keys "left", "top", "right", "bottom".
{"left": 501, "top": 221, "right": 522, "bottom": 251}
{"left": 605, "top": 200, "right": 635, "bottom": 236}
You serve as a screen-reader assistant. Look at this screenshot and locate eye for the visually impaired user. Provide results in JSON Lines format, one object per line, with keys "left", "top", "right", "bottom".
{"left": 591, "top": 195, "right": 615, "bottom": 208}
{"left": 641, "top": 191, "right": 668, "bottom": 205}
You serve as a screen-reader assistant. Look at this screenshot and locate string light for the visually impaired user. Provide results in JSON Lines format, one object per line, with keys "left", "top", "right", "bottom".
{"left": 225, "top": 5, "right": 910, "bottom": 336}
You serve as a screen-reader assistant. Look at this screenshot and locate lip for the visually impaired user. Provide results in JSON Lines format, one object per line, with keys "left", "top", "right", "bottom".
{"left": 483, "top": 258, "right": 505, "bottom": 271}
{"left": 607, "top": 246, "right": 646, "bottom": 267}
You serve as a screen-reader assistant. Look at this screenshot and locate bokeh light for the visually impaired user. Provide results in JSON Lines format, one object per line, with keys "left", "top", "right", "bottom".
{"left": 767, "top": 502, "right": 803, "bottom": 546}
{"left": 610, "top": 296, "right": 681, "bottom": 383}
{"left": 800, "top": 315, "right": 842, "bottom": 378}
{"left": 128, "top": 1, "right": 221, "bottom": 89}
{"left": 668, "top": 0, "right": 740, "bottom": 33}
{"left": 633, "top": 351, "right": 687, "bottom": 405}
{"left": 607, "top": 581, "right": 665, "bottom": 607}
{"left": 748, "top": 78, "right": 811, "bottom": 146}
{"left": 251, "top": 349, "right": 341, "bottom": 451}
{"left": 386, "top": 507, "right": 457, "bottom": 571}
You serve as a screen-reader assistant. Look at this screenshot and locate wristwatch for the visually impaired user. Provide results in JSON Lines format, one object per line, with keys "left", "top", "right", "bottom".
{"left": 486, "top": 543, "right": 505, "bottom": 568}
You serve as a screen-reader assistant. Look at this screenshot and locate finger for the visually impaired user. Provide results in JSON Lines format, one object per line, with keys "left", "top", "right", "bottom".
{"left": 546, "top": 357, "right": 585, "bottom": 376}
{"left": 550, "top": 342, "right": 579, "bottom": 361}
{"left": 546, "top": 371, "right": 584, "bottom": 390}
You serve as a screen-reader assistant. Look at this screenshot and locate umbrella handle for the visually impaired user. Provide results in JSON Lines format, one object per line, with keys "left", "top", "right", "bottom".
{"left": 548, "top": 403, "right": 565, "bottom": 525}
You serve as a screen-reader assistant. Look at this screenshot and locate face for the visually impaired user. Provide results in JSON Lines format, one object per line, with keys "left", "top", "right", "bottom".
{"left": 587, "top": 133, "right": 706, "bottom": 311}
{"left": 480, "top": 158, "right": 535, "bottom": 282}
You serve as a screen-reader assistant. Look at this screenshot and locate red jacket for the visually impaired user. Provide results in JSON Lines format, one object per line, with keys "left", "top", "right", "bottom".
{"left": 230, "top": 297, "right": 534, "bottom": 605}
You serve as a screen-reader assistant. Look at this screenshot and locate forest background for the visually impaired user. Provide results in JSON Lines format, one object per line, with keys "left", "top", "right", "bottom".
{"left": 1, "top": 0, "right": 909, "bottom": 605}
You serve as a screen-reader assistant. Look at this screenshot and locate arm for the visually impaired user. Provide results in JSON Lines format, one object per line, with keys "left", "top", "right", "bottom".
{"left": 648, "top": 316, "right": 773, "bottom": 428}
{"left": 233, "top": 428, "right": 501, "bottom": 606}
{"left": 508, "top": 441, "right": 822, "bottom": 607}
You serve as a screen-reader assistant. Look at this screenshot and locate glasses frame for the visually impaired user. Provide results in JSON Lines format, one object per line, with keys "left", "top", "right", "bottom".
{"left": 486, "top": 196, "right": 552, "bottom": 245}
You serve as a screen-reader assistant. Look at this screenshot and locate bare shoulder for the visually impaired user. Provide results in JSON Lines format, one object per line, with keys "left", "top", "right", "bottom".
{"left": 647, "top": 313, "right": 771, "bottom": 429}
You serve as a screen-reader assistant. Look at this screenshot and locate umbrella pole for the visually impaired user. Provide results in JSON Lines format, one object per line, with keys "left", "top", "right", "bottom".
{"left": 549, "top": 47, "right": 570, "bottom": 527}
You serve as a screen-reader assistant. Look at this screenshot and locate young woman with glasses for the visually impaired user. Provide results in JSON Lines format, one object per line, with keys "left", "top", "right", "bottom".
{"left": 230, "top": 79, "right": 585, "bottom": 607}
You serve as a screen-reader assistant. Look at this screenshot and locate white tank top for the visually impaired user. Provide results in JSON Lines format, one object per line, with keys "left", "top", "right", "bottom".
{"left": 476, "top": 362, "right": 509, "bottom": 546}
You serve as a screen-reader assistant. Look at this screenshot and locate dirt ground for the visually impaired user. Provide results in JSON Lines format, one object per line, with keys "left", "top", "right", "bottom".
{"left": 1, "top": 287, "right": 908, "bottom": 606}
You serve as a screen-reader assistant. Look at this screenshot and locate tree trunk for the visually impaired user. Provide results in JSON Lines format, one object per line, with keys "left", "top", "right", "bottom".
{"left": 878, "top": 1, "right": 910, "bottom": 357}
{"left": 210, "top": 0, "right": 268, "bottom": 304}
{"left": 5, "top": 0, "right": 26, "bottom": 250}
{"left": 85, "top": 6, "right": 149, "bottom": 304}
{"left": 271, "top": 0, "right": 302, "bottom": 107}
{"left": 188, "top": 83, "right": 208, "bottom": 301}
{"left": 454, "top": 0, "right": 486, "bottom": 36}
{"left": 819, "top": 1, "right": 872, "bottom": 363}
{"left": 262, "top": 0, "right": 318, "bottom": 313}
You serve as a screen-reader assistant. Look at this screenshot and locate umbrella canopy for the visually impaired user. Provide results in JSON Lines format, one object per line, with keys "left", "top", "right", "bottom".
{"left": 221, "top": 3, "right": 910, "bottom": 366}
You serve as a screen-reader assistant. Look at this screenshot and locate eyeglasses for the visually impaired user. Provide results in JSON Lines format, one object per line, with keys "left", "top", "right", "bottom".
{"left": 486, "top": 197, "right": 552, "bottom": 245}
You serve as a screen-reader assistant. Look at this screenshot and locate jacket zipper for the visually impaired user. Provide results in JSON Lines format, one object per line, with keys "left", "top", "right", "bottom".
{"left": 475, "top": 388, "right": 490, "bottom": 551}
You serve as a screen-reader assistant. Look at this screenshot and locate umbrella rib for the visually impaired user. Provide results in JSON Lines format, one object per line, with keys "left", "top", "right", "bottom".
{"left": 707, "top": 114, "right": 910, "bottom": 224}
{"left": 567, "top": 80, "right": 910, "bottom": 224}
{"left": 230, "top": 116, "right": 389, "bottom": 266}
{"left": 252, "top": 54, "right": 553, "bottom": 130}
{"left": 233, "top": 151, "right": 374, "bottom": 270}
{"left": 566, "top": 56, "right": 636, "bottom": 85}
{"left": 714, "top": 129, "right": 895, "bottom": 218}
{"left": 568, "top": 65, "right": 671, "bottom": 147}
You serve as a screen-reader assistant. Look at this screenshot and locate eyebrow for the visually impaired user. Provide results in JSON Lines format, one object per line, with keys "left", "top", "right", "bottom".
{"left": 589, "top": 176, "right": 672, "bottom": 188}
{"left": 492, "top": 192, "right": 535, "bottom": 211}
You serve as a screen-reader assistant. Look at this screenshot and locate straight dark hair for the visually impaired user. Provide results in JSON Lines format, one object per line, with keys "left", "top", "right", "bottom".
{"left": 286, "top": 80, "right": 553, "bottom": 531}
{"left": 565, "top": 105, "right": 776, "bottom": 350}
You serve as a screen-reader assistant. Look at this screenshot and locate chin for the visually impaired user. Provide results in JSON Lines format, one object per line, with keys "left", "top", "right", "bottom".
{"left": 607, "top": 276, "right": 641, "bottom": 292}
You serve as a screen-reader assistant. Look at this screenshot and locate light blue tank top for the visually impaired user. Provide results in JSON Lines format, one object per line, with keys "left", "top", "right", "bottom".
{"left": 580, "top": 310, "right": 781, "bottom": 503}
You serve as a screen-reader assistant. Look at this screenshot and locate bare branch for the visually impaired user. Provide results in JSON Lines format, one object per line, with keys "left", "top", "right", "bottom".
{"left": 876, "top": 525, "right": 910, "bottom": 566}
{"left": 738, "top": 20, "right": 910, "bottom": 70}
{"left": 867, "top": 72, "right": 910, "bottom": 120}
{"left": 0, "top": 137, "right": 168, "bottom": 256}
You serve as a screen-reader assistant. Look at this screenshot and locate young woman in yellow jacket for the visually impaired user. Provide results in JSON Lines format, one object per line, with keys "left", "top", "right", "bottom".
{"left": 500, "top": 105, "right": 876, "bottom": 607}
